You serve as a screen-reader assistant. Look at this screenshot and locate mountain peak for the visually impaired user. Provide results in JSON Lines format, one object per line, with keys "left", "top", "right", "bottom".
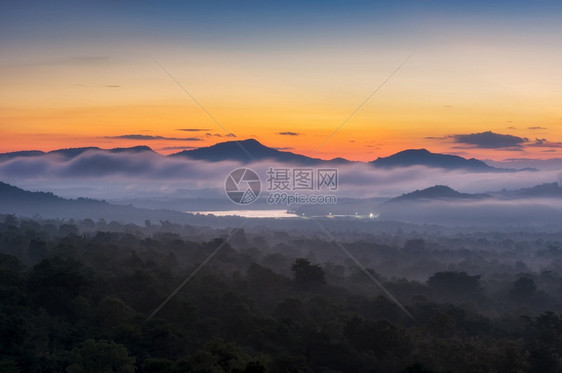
{"left": 372, "top": 148, "right": 494, "bottom": 171}
{"left": 389, "top": 185, "right": 490, "bottom": 203}
{"left": 394, "top": 148, "right": 431, "bottom": 155}
{"left": 169, "top": 138, "right": 328, "bottom": 164}
{"left": 237, "top": 138, "right": 262, "bottom": 145}
{"left": 47, "top": 147, "right": 101, "bottom": 158}
{"left": 110, "top": 145, "right": 154, "bottom": 153}
{"left": 494, "top": 182, "right": 562, "bottom": 199}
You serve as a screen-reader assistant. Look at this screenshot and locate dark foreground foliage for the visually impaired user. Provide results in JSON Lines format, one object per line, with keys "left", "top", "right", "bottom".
{"left": 1, "top": 215, "right": 561, "bottom": 372}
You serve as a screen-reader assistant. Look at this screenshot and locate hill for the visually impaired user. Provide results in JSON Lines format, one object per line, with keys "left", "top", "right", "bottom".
{"left": 494, "top": 182, "right": 562, "bottom": 199}
{"left": 0, "top": 146, "right": 156, "bottom": 162}
{"left": 388, "top": 185, "right": 491, "bottom": 203}
{"left": 169, "top": 139, "right": 337, "bottom": 164}
{"left": 371, "top": 149, "right": 496, "bottom": 171}
{"left": 0, "top": 181, "right": 196, "bottom": 224}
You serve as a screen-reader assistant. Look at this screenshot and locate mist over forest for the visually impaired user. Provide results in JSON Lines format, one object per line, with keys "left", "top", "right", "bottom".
{"left": 3, "top": 0, "right": 562, "bottom": 369}
{"left": 1, "top": 210, "right": 562, "bottom": 372}
{"left": 1, "top": 140, "right": 562, "bottom": 372}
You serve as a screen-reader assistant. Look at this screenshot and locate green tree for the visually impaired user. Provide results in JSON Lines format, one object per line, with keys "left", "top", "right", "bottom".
{"left": 509, "top": 276, "right": 536, "bottom": 299}
{"left": 427, "top": 271, "right": 482, "bottom": 301}
{"left": 66, "top": 339, "right": 135, "bottom": 373}
{"left": 291, "top": 258, "right": 325, "bottom": 289}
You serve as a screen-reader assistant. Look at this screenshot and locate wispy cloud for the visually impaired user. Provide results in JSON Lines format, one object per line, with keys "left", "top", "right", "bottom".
{"left": 107, "top": 134, "right": 203, "bottom": 141}
{"left": 177, "top": 128, "right": 212, "bottom": 132}
{"left": 450, "top": 131, "right": 527, "bottom": 149}
{"left": 528, "top": 126, "right": 547, "bottom": 130}
{"left": 2, "top": 152, "right": 561, "bottom": 202}
{"left": 277, "top": 132, "right": 300, "bottom": 136}
{"left": 528, "top": 138, "right": 562, "bottom": 148}
{"left": 206, "top": 133, "right": 236, "bottom": 138}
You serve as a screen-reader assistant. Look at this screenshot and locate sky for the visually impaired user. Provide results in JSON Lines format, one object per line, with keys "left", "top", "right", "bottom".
{"left": 1, "top": 0, "right": 561, "bottom": 161}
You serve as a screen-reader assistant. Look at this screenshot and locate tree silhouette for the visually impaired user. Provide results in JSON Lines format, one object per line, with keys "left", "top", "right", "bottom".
{"left": 66, "top": 339, "right": 135, "bottom": 373}
{"left": 291, "top": 258, "right": 325, "bottom": 289}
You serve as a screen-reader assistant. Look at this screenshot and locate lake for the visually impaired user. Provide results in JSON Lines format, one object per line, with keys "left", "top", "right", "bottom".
{"left": 188, "top": 209, "right": 301, "bottom": 218}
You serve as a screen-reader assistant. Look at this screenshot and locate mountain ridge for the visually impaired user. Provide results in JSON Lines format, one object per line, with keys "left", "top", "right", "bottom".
{"left": 0, "top": 139, "right": 530, "bottom": 171}
{"left": 169, "top": 139, "right": 342, "bottom": 164}
{"left": 0, "top": 145, "right": 156, "bottom": 161}
{"left": 0, "top": 181, "right": 200, "bottom": 224}
{"left": 371, "top": 149, "right": 495, "bottom": 171}
{"left": 386, "top": 185, "right": 491, "bottom": 204}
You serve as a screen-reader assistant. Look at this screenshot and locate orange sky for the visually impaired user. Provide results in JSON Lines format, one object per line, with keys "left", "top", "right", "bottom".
{"left": 1, "top": 4, "right": 561, "bottom": 162}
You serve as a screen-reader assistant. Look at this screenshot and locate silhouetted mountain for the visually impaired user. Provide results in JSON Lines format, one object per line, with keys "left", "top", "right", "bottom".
{"left": 0, "top": 181, "right": 67, "bottom": 203}
{"left": 376, "top": 184, "right": 562, "bottom": 226}
{"left": 387, "top": 185, "right": 491, "bottom": 203}
{"left": 0, "top": 181, "right": 195, "bottom": 224}
{"left": 0, "top": 150, "right": 45, "bottom": 161}
{"left": 109, "top": 145, "right": 155, "bottom": 154}
{"left": 47, "top": 147, "right": 101, "bottom": 158}
{"left": 0, "top": 146, "right": 156, "bottom": 162}
{"left": 48, "top": 146, "right": 155, "bottom": 158}
{"left": 494, "top": 182, "right": 562, "bottom": 199}
{"left": 0, "top": 141, "right": 529, "bottom": 172}
{"left": 485, "top": 158, "right": 561, "bottom": 171}
{"left": 329, "top": 157, "right": 355, "bottom": 165}
{"left": 170, "top": 139, "right": 346, "bottom": 164}
{"left": 371, "top": 149, "right": 496, "bottom": 171}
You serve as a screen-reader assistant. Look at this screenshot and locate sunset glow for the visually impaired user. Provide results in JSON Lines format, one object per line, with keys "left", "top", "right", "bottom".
{"left": 1, "top": 1, "right": 561, "bottom": 161}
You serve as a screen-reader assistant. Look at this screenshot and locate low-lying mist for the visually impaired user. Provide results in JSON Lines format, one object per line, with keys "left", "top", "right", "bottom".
{"left": 1, "top": 149, "right": 561, "bottom": 202}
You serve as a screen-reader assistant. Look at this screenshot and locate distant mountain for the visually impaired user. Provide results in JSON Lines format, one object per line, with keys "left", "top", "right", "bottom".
{"left": 0, "top": 181, "right": 196, "bottom": 224}
{"left": 387, "top": 185, "right": 491, "bottom": 203}
{"left": 371, "top": 149, "right": 497, "bottom": 171}
{"left": 0, "top": 146, "right": 156, "bottom": 161}
{"left": 0, "top": 141, "right": 529, "bottom": 172}
{"left": 377, "top": 184, "right": 562, "bottom": 226}
{"left": 47, "top": 147, "right": 101, "bottom": 158}
{"left": 169, "top": 139, "right": 347, "bottom": 164}
{"left": 108, "top": 145, "right": 154, "bottom": 154}
{"left": 47, "top": 146, "right": 155, "bottom": 159}
{"left": 0, "top": 181, "right": 67, "bottom": 203}
{"left": 0, "top": 150, "right": 45, "bottom": 162}
{"left": 485, "top": 158, "right": 562, "bottom": 171}
{"left": 494, "top": 182, "right": 562, "bottom": 199}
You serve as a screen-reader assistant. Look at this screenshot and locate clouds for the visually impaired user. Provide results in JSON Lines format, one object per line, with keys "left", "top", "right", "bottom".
{"left": 0, "top": 148, "right": 560, "bottom": 203}
{"left": 177, "top": 128, "right": 212, "bottom": 132}
{"left": 206, "top": 133, "right": 236, "bottom": 138}
{"left": 277, "top": 132, "right": 300, "bottom": 136}
{"left": 107, "top": 134, "right": 203, "bottom": 141}
{"left": 528, "top": 139, "right": 562, "bottom": 148}
{"left": 429, "top": 130, "right": 562, "bottom": 152}
{"left": 451, "top": 131, "right": 527, "bottom": 149}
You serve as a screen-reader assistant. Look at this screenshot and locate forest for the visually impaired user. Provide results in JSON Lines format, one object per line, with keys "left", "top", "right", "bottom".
{"left": 1, "top": 214, "right": 561, "bottom": 372}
